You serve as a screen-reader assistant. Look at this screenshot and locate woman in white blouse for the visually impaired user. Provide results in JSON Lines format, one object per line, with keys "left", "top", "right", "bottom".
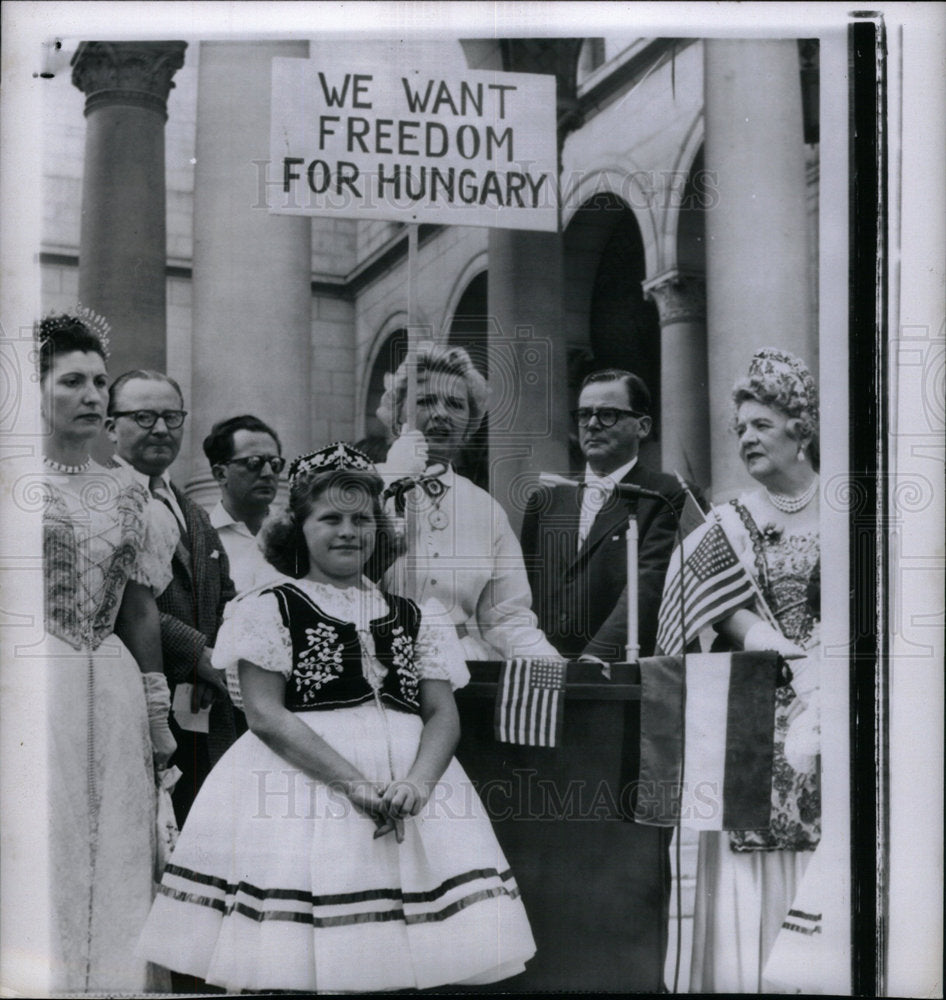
{"left": 376, "top": 343, "right": 559, "bottom": 662}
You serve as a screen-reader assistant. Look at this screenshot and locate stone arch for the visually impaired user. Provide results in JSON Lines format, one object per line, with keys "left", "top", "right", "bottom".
{"left": 442, "top": 250, "right": 489, "bottom": 339}
{"left": 659, "top": 110, "right": 707, "bottom": 274}
{"left": 561, "top": 166, "right": 660, "bottom": 279}
{"left": 562, "top": 191, "right": 662, "bottom": 469}
{"left": 360, "top": 312, "right": 409, "bottom": 445}
{"left": 445, "top": 269, "right": 490, "bottom": 489}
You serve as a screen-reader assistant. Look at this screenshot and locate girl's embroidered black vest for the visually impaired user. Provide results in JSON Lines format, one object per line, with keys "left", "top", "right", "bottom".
{"left": 264, "top": 583, "right": 422, "bottom": 713}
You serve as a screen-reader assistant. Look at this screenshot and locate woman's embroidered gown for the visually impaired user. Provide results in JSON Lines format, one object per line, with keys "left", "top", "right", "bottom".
{"left": 42, "top": 464, "right": 175, "bottom": 992}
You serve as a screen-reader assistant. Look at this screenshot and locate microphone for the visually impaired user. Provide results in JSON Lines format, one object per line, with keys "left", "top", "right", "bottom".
{"left": 538, "top": 473, "right": 665, "bottom": 502}
{"left": 611, "top": 483, "right": 666, "bottom": 502}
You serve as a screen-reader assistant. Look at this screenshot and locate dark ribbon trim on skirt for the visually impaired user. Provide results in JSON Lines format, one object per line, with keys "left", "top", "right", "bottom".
{"left": 158, "top": 864, "right": 521, "bottom": 926}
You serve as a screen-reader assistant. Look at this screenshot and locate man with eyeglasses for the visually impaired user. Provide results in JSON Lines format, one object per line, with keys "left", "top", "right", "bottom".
{"left": 202, "top": 415, "right": 286, "bottom": 595}
{"left": 107, "top": 370, "right": 237, "bottom": 824}
{"left": 521, "top": 368, "right": 689, "bottom": 662}
{"left": 520, "top": 368, "right": 690, "bottom": 987}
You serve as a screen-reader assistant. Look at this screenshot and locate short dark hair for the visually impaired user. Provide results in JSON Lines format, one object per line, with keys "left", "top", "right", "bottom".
{"left": 203, "top": 415, "right": 282, "bottom": 468}
{"left": 259, "top": 468, "right": 392, "bottom": 579}
{"left": 108, "top": 369, "right": 184, "bottom": 413}
{"left": 579, "top": 368, "right": 652, "bottom": 414}
{"left": 36, "top": 314, "right": 108, "bottom": 381}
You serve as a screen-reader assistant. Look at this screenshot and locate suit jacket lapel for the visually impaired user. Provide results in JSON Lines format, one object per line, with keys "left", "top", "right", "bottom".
{"left": 170, "top": 484, "right": 194, "bottom": 583}
{"left": 577, "top": 500, "right": 630, "bottom": 561}
{"left": 572, "top": 466, "right": 646, "bottom": 564}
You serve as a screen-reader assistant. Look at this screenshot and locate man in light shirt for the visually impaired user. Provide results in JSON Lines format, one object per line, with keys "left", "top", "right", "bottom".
{"left": 202, "top": 414, "right": 284, "bottom": 594}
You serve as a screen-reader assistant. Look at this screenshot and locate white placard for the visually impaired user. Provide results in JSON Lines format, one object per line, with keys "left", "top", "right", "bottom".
{"left": 270, "top": 55, "right": 558, "bottom": 231}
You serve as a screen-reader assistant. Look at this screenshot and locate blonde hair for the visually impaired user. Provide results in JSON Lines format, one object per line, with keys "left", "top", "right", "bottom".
{"left": 376, "top": 343, "right": 489, "bottom": 437}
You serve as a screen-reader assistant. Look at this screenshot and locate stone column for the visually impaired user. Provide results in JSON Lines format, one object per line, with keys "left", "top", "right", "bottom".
{"left": 71, "top": 41, "right": 186, "bottom": 378}
{"left": 703, "top": 39, "right": 814, "bottom": 499}
{"left": 643, "top": 269, "right": 710, "bottom": 490}
{"left": 486, "top": 229, "right": 571, "bottom": 533}
{"left": 187, "top": 41, "right": 312, "bottom": 506}
{"left": 478, "top": 39, "right": 580, "bottom": 533}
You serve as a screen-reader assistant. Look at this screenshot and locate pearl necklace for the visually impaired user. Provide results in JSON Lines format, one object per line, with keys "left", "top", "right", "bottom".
{"left": 765, "top": 476, "right": 818, "bottom": 514}
{"left": 43, "top": 454, "right": 92, "bottom": 474}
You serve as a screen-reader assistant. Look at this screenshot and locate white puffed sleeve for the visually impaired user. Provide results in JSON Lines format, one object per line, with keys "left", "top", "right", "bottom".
{"left": 211, "top": 592, "right": 292, "bottom": 709}
{"left": 133, "top": 497, "right": 179, "bottom": 595}
{"left": 414, "top": 598, "right": 470, "bottom": 690}
{"left": 121, "top": 480, "right": 177, "bottom": 596}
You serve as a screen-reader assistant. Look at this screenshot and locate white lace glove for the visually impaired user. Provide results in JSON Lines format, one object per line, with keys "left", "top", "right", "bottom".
{"left": 378, "top": 429, "right": 428, "bottom": 479}
{"left": 142, "top": 672, "right": 177, "bottom": 767}
{"left": 784, "top": 691, "right": 820, "bottom": 771}
{"left": 743, "top": 620, "right": 805, "bottom": 660}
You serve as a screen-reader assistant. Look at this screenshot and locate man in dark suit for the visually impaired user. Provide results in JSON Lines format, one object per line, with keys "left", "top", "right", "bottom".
{"left": 520, "top": 368, "right": 689, "bottom": 985}
{"left": 106, "top": 370, "right": 239, "bottom": 824}
{"left": 520, "top": 368, "right": 688, "bottom": 661}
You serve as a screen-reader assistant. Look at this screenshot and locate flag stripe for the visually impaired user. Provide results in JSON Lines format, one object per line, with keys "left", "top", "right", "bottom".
{"left": 635, "top": 652, "right": 781, "bottom": 830}
{"left": 656, "top": 518, "right": 756, "bottom": 655}
{"left": 494, "top": 659, "right": 566, "bottom": 748}
{"left": 722, "top": 651, "right": 778, "bottom": 829}
{"left": 633, "top": 656, "right": 685, "bottom": 825}
{"left": 680, "top": 654, "right": 732, "bottom": 830}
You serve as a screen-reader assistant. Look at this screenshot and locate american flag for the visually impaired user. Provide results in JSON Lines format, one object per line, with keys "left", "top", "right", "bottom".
{"left": 494, "top": 658, "right": 566, "bottom": 748}
{"left": 655, "top": 493, "right": 756, "bottom": 655}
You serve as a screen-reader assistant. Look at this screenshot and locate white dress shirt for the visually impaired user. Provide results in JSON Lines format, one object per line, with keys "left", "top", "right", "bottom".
{"left": 381, "top": 466, "right": 559, "bottom": 661}
{"left": 577, "top": 457, "right": 638, "bottom": 550}
{"left": 209, "top": 500, "right": 282, "bottom": 595}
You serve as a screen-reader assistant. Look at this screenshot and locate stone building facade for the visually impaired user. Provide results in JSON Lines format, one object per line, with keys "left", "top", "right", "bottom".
{"left": 41, "top": 35, "right": 819, "bottom": 524}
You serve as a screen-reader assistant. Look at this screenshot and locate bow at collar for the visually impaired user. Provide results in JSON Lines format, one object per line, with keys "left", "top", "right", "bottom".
{"left": 383, "top": 473, "right": 448, "bottom": 515}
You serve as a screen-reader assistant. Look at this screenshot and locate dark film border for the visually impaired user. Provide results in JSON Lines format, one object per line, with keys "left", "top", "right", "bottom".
{"left": 848, "top": 13, "right": 889, "bottom": 997}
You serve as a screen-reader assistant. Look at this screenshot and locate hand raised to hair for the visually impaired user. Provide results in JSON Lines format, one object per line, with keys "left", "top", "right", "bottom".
{"left": 382, "top": 429, "right": 429, "bottom": 478}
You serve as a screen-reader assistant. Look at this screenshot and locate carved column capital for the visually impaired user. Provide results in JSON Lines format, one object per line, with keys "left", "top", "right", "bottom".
{"left": 71, "top": 41, "right": 187, "bottom": 119}
{"left": 642, "top": 270, "right": 706, "bottom": 325}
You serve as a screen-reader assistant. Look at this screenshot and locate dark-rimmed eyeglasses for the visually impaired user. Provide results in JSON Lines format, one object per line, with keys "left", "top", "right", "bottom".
{"left": 570, "top": 407, "right": 645, "bottom": 428}
{"left": 221, "top": 455, "right": 286, "bottom": 475}
{"left": 111, "top": 409, "right": 187, "bottom": 429}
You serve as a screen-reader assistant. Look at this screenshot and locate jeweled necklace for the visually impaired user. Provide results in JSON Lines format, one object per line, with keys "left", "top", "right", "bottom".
{"left": 44, "top": 454, "right": 92, "bottom": 474}
{"left": 765, "top": 476, "right": 818, "bottom": 514}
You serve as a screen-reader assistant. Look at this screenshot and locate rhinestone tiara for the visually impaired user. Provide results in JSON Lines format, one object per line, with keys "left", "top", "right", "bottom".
{"left": 288, "top": 442, "right": 378, "bottom": 485}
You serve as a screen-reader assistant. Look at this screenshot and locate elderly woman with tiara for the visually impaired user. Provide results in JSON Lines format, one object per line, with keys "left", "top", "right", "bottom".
{"left": 29, "top": 312, "right": 178, "bottom": 991}
{"left": 375, "top": 343, "right": 560, "bottom": 661}
{"left": 688, "top": 347, "right": 822, "bottom": 993}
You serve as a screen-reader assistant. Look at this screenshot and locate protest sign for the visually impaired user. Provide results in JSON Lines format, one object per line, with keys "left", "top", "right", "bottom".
{"left": 270, "top": 55, "right": 558, "bottom": 230}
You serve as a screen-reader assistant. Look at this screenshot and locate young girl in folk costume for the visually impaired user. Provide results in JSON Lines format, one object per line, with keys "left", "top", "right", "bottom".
{"left": 137, "top": 443, "right": 536, "bottom": 993}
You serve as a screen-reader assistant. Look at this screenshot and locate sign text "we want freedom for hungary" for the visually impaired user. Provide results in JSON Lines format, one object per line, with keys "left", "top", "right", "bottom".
{"left": 270, "top": 55, "right": 558, "bottom": 231}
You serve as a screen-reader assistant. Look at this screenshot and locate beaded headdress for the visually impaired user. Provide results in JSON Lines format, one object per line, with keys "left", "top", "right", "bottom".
{"left": 744, "top": 346, "right": 819, "bottom": 423}
{"left": 288, "top": 442, "right": 378, "bottom": 487}
{"left": 35, "top": 305, "right": 112, "bottom": 359}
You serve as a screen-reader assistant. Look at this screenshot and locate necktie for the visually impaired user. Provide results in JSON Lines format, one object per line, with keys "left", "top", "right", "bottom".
{"left": 577, "top": 478, "right": 611, "bottom": 550}
{"left": 149, "top": 477, "right": 190, "bottom": 561}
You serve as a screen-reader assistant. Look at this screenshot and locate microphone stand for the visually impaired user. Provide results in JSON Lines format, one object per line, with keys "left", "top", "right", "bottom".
{"left": 625, "top": 501, "right": 639, "bottom": 663}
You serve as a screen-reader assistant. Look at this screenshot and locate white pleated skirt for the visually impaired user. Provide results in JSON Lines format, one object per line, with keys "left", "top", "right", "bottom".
{"left": 689, "top": 830, "right": 813, "bottom": 993}
{"left": 137, "top": 703, "right": 535, "bottom": 993}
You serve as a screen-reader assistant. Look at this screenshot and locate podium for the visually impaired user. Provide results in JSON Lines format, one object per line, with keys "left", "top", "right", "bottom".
{"left": 451, "top": 661, "right": 669, "bottom": 993}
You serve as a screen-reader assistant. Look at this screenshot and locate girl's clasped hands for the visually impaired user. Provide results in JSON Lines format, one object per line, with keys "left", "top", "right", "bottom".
{"left": 349, "top": 777, "right": 430, "bottom": 843}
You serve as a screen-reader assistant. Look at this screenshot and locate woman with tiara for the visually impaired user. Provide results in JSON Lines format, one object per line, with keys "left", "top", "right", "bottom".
{"left": 36, "top": 312, "right": 178, "bottom": 991}
{"left": 689, "top": 347, "right": 822, "bottom": 993}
